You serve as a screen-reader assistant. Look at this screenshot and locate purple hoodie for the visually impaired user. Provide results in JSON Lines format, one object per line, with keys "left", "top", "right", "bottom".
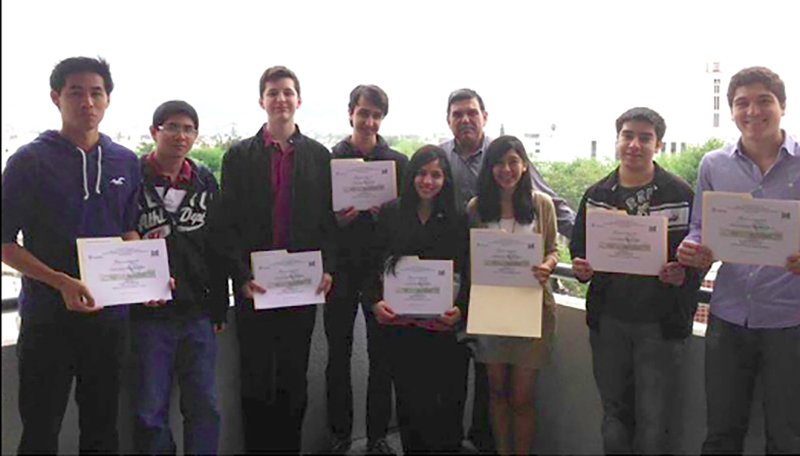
{"left": 1, "top": 130, "right": 140, "bottom": 324}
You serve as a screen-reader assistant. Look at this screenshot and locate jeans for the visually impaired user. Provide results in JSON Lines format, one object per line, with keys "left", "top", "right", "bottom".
{"left": 589, "top": 315, "right": 687, "bottom": 454}
{"left": 17, "top": 314, "right": 126, "bottom": 454}
{"left": 131, "top": 316, "right": 220, "bottom": 455}
{"left": 702, "top": 315, "right": 800, "bottom": 455}
{"left": 323, "top": 264, "right": 392, "bottom": 444}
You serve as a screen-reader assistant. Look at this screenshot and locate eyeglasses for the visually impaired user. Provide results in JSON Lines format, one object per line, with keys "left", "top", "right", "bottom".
{"left": 157, "top": 124, "right": 198, "bottom": 135}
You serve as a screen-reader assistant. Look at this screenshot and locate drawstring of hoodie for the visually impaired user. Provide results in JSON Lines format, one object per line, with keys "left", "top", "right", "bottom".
{"left": 77, "top": 145, "right": 103, "bottom": 201}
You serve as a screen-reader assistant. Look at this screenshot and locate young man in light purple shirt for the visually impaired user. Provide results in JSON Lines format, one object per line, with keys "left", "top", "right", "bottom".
{"left": 677, "top": 67, "right": 800, "bottom": 454}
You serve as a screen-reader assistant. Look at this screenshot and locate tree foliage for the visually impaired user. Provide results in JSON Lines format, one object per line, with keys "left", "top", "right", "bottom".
{"left": 189, "top": 147, "right": 225, "bottom": 181}
{"left": 385, "top": 135, "right": 428, "bottom": 157}
{"left": 535, "top": 137, "right": 725, "bottom": 212}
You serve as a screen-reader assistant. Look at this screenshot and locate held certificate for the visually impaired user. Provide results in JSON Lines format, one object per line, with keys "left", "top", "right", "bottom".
{"left": 331, "top": 159, "right": 397, "bottom": 211}
{"left": 383, "top": 257, "right": 453, "bottom": 317}
{"left": 77, "top": 238, "right": 172, "bottom": 307}
{"left": 586, "top": 209, "right": 667, "bottom": 276}
{"left": 467, "top": 229, "right": 544, "bottom": 338}
{"left": 250, "top": 250, "right": 325, "bottom": 310}
{"left": 702, "top": 191, "right": 800, "bottom": 267}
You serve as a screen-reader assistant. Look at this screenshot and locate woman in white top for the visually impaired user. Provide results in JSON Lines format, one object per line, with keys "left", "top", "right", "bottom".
{"left": 466, "top": 135, "right": 560, "bottom": 455}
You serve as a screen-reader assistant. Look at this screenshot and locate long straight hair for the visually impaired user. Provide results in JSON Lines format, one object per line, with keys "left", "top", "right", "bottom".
{"left": 476, "top": 135, "right": 536, "bottom": 224}
{"left": 385, "top": 145, "right": 459, "bottom": 275}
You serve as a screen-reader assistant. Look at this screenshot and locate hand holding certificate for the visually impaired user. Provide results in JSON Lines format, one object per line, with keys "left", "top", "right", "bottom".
{"left": 331, "top": 159, "right": 397, "bottom": 211}
{"left": 383, "top": 257, "right": 453, "bottom": 317}
{"left": 77, "top": 238, "right": 172, "bottom": 307}
{"left": 467, "top": 229, "right": 544, "bottom": 338}
{"left": 701, "top": 191, "right": 800, "bottom": 267}
{"left": 586, "top": 209, "right": 667, "bottom": 276}
{"left": 250, "top": 250, "right": 325, "bottom": 310}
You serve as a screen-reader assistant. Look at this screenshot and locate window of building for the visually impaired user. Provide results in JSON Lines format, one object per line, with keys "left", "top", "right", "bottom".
{"left": 714, "top": 96, "right": 719, "bottom": 110}
{"left": 714, "top": 112, "right": 720, "bottom": 128}
{"left": 661, "top": 142, "right": 667, "bottom": 152}
{"left": 671, "top": 142, "right": 677, "bottom": 153}
{"left": 681, "top": 142, "right": 687, "bottom": 152}
{"left": 591, "top": 140, "right": 597, "bottom": 159}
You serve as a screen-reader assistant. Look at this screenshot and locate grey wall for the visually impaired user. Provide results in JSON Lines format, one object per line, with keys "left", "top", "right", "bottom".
{"left": 2, "top": 304, "right": 768, "bottom": 454}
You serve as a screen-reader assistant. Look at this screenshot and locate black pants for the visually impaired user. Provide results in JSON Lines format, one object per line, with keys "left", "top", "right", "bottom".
{"left": 17, "top": 314, "right": 126, "bottom": 454}
{"left": 324, "top": 264, "right": 393, "bottom": 444}
{"left": 236, "top": 304, "right": 317, "bottom": 454}
{"left": 384, "top": 326, "right": 470, "bottom": 454}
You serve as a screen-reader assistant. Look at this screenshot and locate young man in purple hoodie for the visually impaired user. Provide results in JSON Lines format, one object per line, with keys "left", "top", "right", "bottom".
{"left": 1, "top": 57, "right": 140, "bottom": 454}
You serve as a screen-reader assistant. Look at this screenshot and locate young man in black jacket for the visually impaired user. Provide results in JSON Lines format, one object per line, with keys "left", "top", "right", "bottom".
{"left": 569, "top": 107, "right": 700, "bottom": 454}
{"left": 132, "top": 100, "right": 228, "bottom": 454}
{"left": 325, "top": 85, "right": 407, "bottom": 454}
{"left": 215, "top": 66, "right": 336, "bottom": 454}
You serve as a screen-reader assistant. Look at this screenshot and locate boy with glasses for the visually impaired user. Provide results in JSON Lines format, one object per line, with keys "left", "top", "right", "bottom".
{"left": 131, "top": 100, "right": 229, "bottom": 454}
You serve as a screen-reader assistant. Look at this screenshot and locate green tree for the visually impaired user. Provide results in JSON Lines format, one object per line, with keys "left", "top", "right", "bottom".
{"left": 534, "top": 157, "right": 616, "bottom": 211}
{"left": 385, "top": 135, "right": 427, "bottom": 157}
{"left": 136, "top": 140, "right": 154, "bottom": 155}
{"left": 189, "top": 147, "right": 225, "bottom": 181}
{"left": 657, "top": 138, "right": 724, "bottom": 189}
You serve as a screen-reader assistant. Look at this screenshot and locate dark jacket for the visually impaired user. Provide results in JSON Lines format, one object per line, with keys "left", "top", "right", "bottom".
{"left": 569, "top": 163, "right": 701, "bottom": 339}
{"left": 331, "top": 136, "right": 408, "bottom": 267}
{"left": 365, "top": 198, "right": 470, "bottom": 324}
{"left": 214, "top": 125, "right": 336, "bottom": 305}
{"left": 133, "top": 157, "right": 229, "bottom": 323}
{"left": 1, "top": 131, "right": 139, "bottom": 324}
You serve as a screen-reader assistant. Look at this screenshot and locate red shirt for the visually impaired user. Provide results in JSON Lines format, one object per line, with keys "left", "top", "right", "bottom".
{"left": 263, "top": 125, "right": 295, "bottom": 249}
{"left": 144, "top": 151, "right": 193, "bottom": 187}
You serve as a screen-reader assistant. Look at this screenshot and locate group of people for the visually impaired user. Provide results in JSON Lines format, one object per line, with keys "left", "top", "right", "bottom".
{"left": 0, "top": 56, "right": 797, "bottom": 456}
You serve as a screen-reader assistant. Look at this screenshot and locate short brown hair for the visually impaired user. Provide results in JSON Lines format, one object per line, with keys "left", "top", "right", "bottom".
{"left": 259, "top": 65, "right": 300, "bottom": 97}
{"left": 727, "top": 66, "right": 786, "bottom": 108}
{"left": 348, "top": 85, "right": 389, "bottom": 117}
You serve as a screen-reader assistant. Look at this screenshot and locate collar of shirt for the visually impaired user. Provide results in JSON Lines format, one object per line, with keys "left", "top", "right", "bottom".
{"left": 262, "top": 124, "right": 299, "bottom": 155}
{"left": 144, "top": 151, "right": 193, "bottom": 184}
{"left": 453, "top": 135, "right": 491, "bottom": 163}
{"left": 731, "top": 129, "right": 799, "bottom": 159}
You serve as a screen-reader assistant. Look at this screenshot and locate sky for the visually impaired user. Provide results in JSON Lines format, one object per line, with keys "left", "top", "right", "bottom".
{"left": 3, "top": 0, "right": 800, "bottom": 157}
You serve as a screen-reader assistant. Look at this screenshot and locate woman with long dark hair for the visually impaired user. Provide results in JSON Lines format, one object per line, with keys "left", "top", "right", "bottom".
{"left": 365, "top": 144, "right": 470, "bottom": 453}
{"left": 467, "top": 135, "right": 560, "bottom": 455}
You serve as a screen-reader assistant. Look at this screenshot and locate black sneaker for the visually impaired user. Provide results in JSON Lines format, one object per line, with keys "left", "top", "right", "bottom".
{"left": 366, "top": 437, "right": 396, "bottom": 455}
{"left": 328, "top": 436, "right": 352, "bottom": 454}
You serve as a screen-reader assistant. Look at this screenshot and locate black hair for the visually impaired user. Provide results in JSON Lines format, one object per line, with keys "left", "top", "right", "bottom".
{"left": 50, "top": 56, "right": 113, "bottom": 95}
{"left": 348, "top": 84, "right": 389, "bottom": 116}
{"left": 384, "top": 145, "right": 459, "bottom": 275}
{"left": 727, "top": 66, "right": 786, "bottom": 108}
{"left": 615, "top": 107, "right": 667, "bottom": 141}
{"left": 152, "top": 100, "right": 199, "bottom": 129}
{"left": 476, "top": 135, "right": 535, "bottom": 224}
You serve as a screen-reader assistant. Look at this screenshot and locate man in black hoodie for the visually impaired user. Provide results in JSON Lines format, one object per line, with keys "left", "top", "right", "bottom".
{"left": 131, "top": 100, "right": 228, "bottom": 454}
{"left": 569, "top": 107, "right": 700, "bottom": 454}
{"left": 325, "top": 85, "right": 408, "bottom": 454}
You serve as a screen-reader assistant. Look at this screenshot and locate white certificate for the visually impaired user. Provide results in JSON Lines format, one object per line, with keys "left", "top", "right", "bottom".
{"left": 702, "top": 191, "right": 800, "bottom": 267}
{"left": 586, "top": 209, "right": 667, "bottom": 276}
{"left": 383, "top": 257, "right": 453, "bottom": 317}
{"left": 467, "top": 229, "right": 544, "bottom": 338}
{"left": 77, "top": 238, "right": 172, "bottom": 307}
{"left": 331, "top": 159, "right": 397, "bottom": 211}
{"left": 470, "top": 229, "right": 543, "bottom": 288}
{"left": 250, "top": 250, "right": 325, "bottom": 310}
